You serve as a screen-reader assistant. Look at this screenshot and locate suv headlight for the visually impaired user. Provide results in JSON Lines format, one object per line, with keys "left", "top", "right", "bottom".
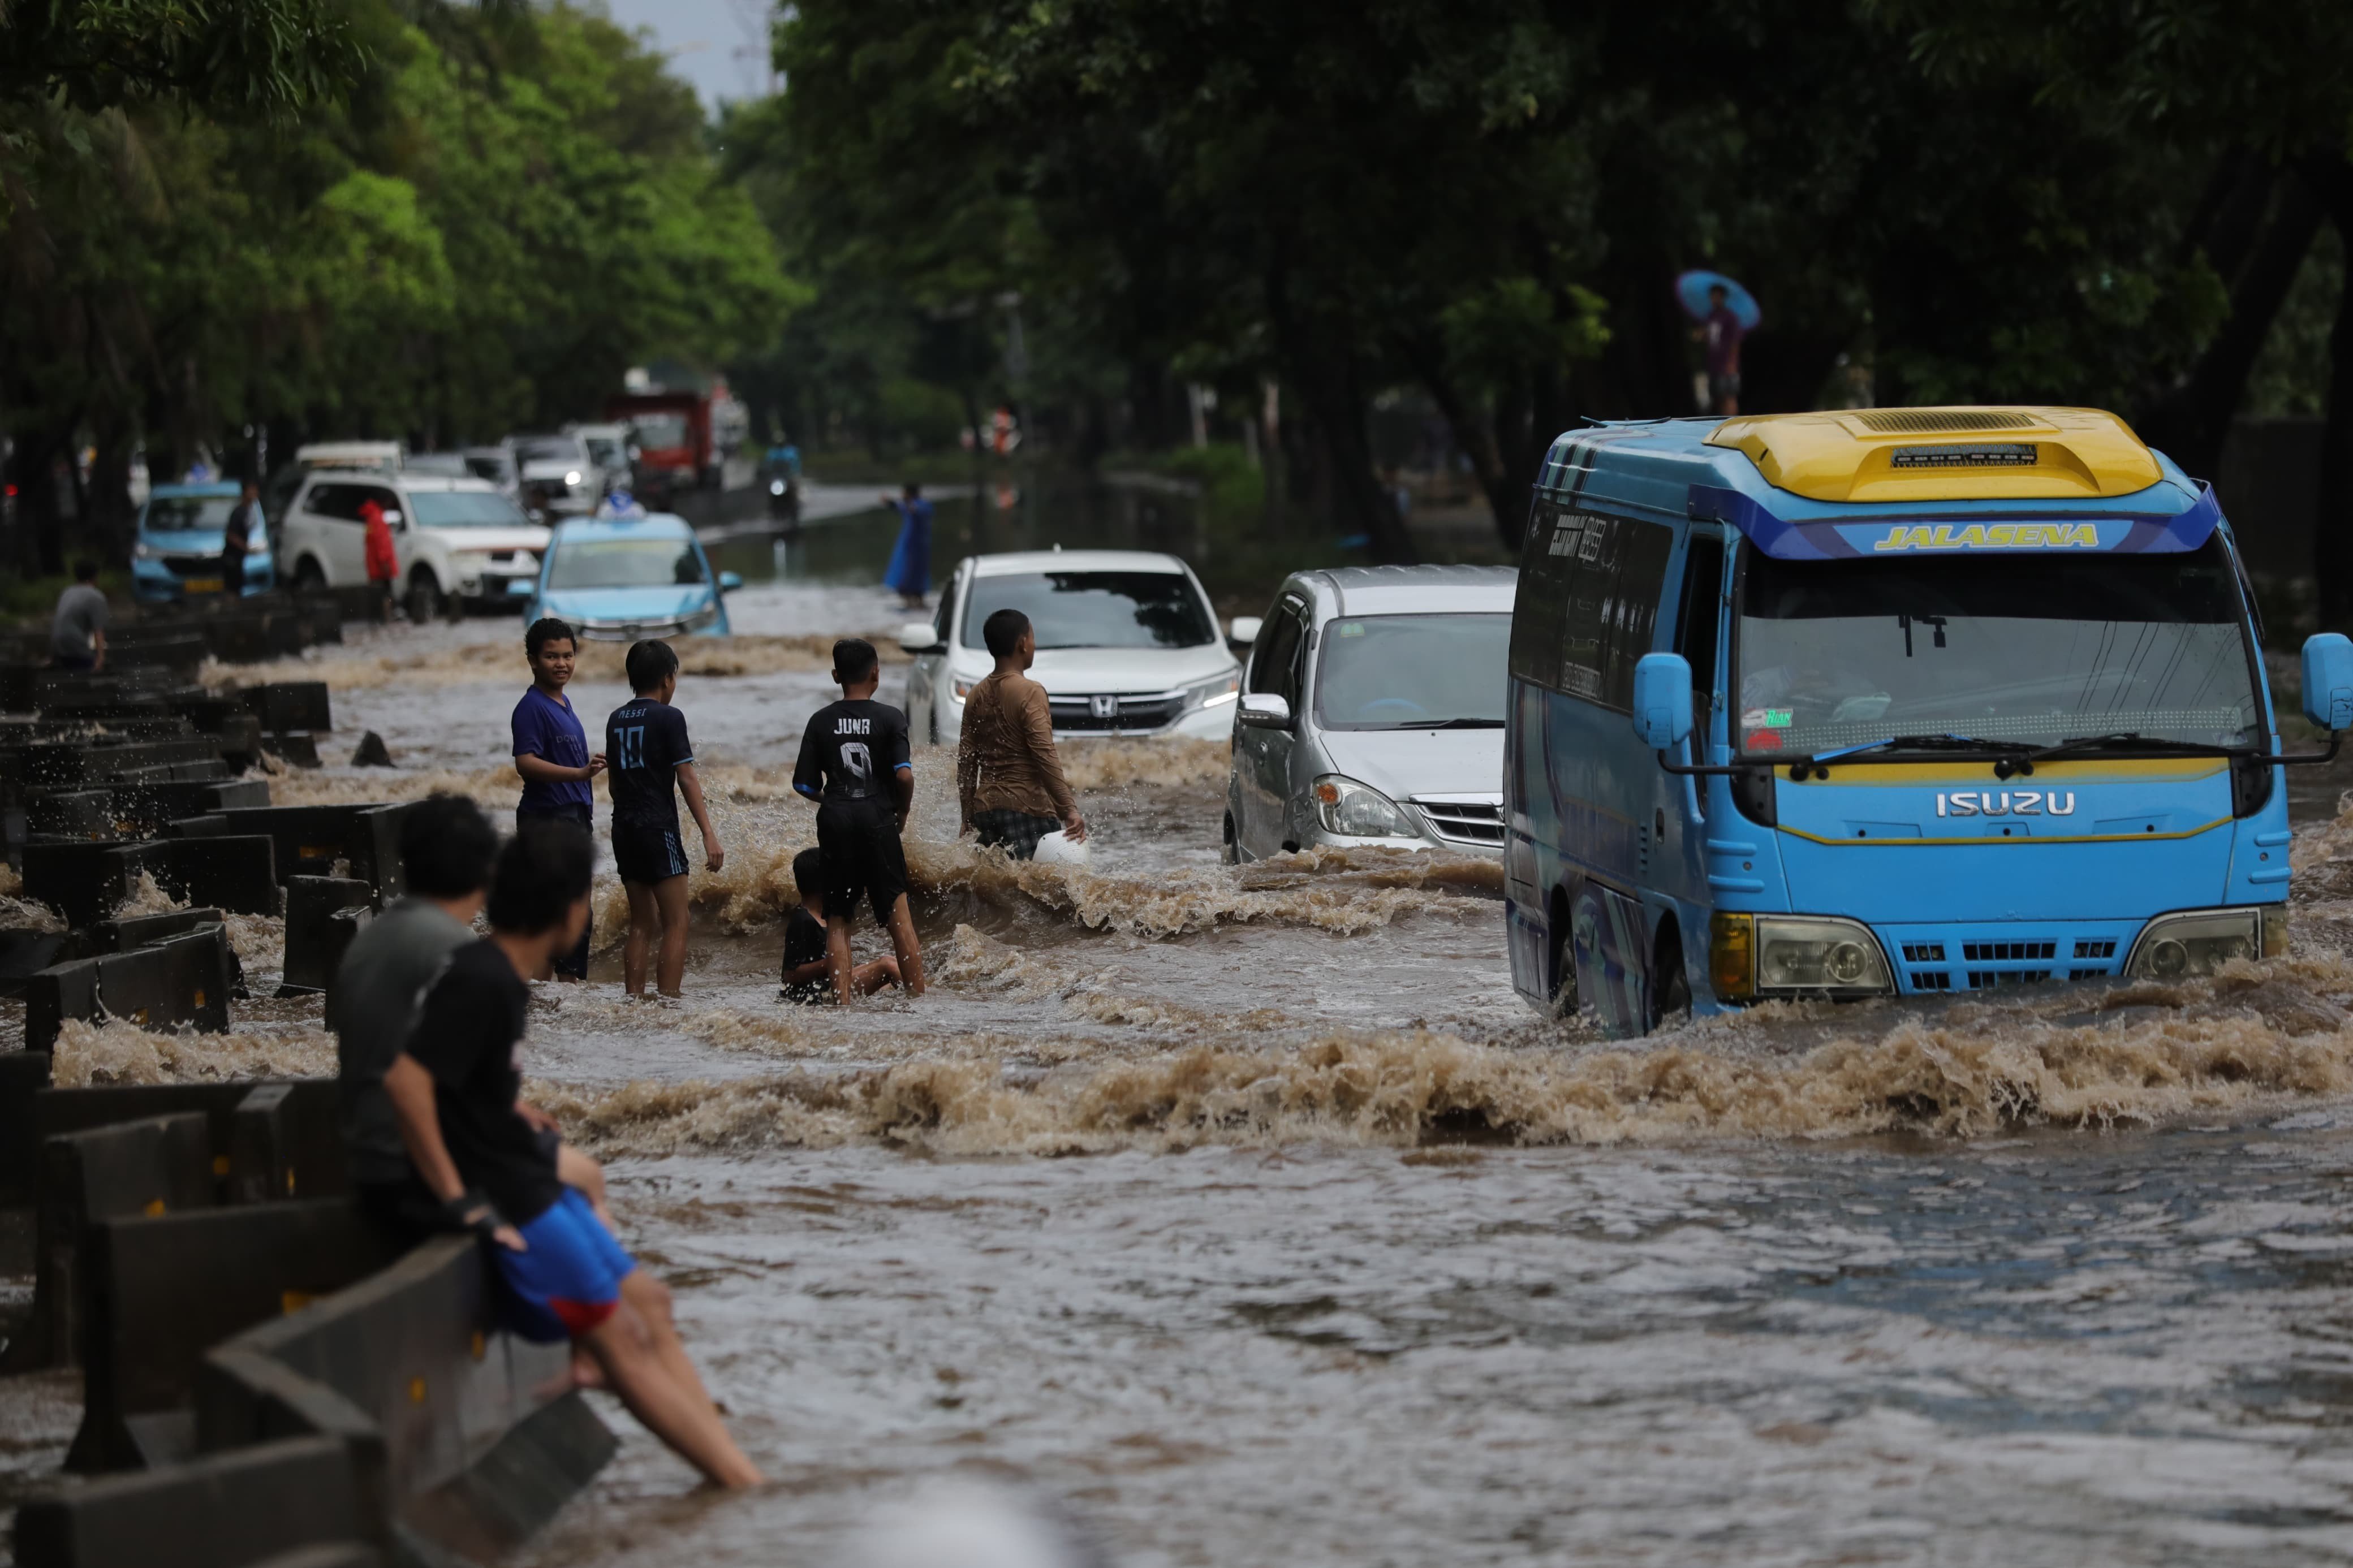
{"left": 1710, "top": 913, "right": 1893, "bottom": 1001}
{"left": 133, "top": 542, "right": 153, "bottom": 560}
{"left": 1312, "top": 775, "right": 1417, "bottom": 839}
{"left": 1186, "top": 674, "right": 1240, "bottom": 710}
{"left": 2124, "top": 908, "right": 2270, "bottom": 979}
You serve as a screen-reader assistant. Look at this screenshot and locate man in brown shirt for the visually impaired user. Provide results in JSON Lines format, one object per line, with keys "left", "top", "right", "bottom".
{"left": 957, "top": 608, "right": 1088, "bottom": 858}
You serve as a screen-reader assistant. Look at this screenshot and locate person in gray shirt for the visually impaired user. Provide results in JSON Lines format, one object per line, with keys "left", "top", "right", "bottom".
{"left": 50, "top": 560, "right": 107, "bottom": 671}
{"left": 334, "top": 792, "right": 609, "bottom": 1239}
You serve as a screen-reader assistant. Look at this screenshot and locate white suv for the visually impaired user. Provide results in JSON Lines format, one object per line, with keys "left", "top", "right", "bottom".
{"left": 899, "top": 550, "right": 1243, "bottom": 745}
{"left": 282, "top": 472, "right": 551, "bottom": 619}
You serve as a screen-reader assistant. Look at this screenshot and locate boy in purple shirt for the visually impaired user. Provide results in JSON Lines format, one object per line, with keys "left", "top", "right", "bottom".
{"left": 511, "top": 617, "right": 605, "bottom": 979}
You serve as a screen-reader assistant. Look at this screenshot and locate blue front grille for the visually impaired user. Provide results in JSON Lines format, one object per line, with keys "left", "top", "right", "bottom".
{"left": 1879, "top": 922, "right": 2133, "bottom": 994}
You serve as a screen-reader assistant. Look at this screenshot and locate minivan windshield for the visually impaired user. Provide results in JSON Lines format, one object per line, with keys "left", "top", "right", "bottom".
{"left": 143, "top": 496, "right": 237, "bottom": 532}
{"left": 408, "top": 491, "right": 531, "bottom": 529}
{"left": 960, "top": 571, "right": 1217, "bottom": 650}
{"left": 548, "top": 536, "right": 705, "bottom": 589}
{"left": 1316, "top": 614, "right": 1512, "bottom": 729}
{"left": 1734, "top": 537, "right": 2261, "bottom": 755}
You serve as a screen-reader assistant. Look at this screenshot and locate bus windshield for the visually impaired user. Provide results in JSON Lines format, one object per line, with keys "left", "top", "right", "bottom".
{"left": 1316, "top": 614, "right": 1511, "bottom": 729}
{"left": 1734, "top": 537, "right": 2261, "bottom": 755}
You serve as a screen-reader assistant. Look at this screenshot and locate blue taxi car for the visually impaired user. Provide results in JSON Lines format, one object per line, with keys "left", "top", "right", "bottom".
{"left": 516, "top": 513, "right": 740, "bottom": 640}
{"left": 131, "top": 482, "right": 274, "bottom": 603}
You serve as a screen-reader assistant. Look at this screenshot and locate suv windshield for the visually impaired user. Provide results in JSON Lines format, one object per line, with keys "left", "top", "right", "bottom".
{"left": 144, "top": 496, "right": 237, "bottom": 532}
{"left": 1317, "top": 614, "right": 1512, "bottom": 729}
{"left": 515, "top": 438, "right": 585, "bottom": 465}
{"left": 1735, "top": 537, "right": 2261, "bottom": 754}
{"left": 408, "top": 491, "right": 531, "bottom": 529}
{"left": 960, "top": 571, "right": 1216, "bottom": 650}
{"left": 549, "top": 537, "right": 705, "bottom": 589}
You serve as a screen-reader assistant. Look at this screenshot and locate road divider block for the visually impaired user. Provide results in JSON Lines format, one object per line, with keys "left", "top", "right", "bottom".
{"left": 281, "top": 878, "right": 374, "bottom": 996}
{"left": 23, "top": 927, "right": 235, "bottom": 1051}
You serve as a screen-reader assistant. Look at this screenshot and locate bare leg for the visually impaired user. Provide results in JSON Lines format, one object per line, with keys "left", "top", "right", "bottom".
{"left": 618, "top": 1271, "right": 723, "bottom": 1423}
{"left": 884, "top": 894, "right": 925, "bottom": 997}
{"left": 580, "top": 1302, "right": 761, "bottom": 1487}
{"left": 623, "top": 882, "right": 658, "bottom": 996}
{"left": 654, "top": 874, "right": 691, "bottom": 996}
{"left": 825, "top": 916, "right": 856, "bottom": 1006}
{"left": 854, "top": 954, "right": 902, "bottom": 996}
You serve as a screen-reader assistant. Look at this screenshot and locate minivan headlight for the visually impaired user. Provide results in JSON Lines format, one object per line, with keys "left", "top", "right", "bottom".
{"left": 1312, "top": 775, "right": 1417, "bottom": 839}
{"left": 2125, "top": 908, "right": 2264, "bottom": 979}
{"left": 1712, "top": 913, "right": 1893, "bottom": 1000}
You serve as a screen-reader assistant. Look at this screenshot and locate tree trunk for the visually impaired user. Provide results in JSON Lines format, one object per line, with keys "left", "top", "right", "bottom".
{"left": 1406, "top": 339, "right": 1521, "bottom": 552}
{"left": 2311, "top": 162, "right": 2353, "bottom": 631}
{"left": 2139, "top": 169, "right": 2322, "bottom": 480}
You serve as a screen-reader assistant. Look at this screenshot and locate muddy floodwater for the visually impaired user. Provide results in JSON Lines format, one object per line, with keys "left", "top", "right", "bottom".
{"left": 21, "top": 508, "right": 2353, "bottom": 1565}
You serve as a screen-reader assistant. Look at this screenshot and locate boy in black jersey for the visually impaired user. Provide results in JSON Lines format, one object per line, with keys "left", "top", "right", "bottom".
{"left": 782, "top": 848, "right": 901, "bottom": 1001}
{"left": 792, "top": 638, "right": 926, "bottom": 1003}
{"left": 605, "top": 640, "right": 725, "bottom": 997}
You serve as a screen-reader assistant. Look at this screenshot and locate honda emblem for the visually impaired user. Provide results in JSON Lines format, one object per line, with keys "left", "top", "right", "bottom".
{"left": 1090, "top": 694, "right": 1118, "bottom": 720}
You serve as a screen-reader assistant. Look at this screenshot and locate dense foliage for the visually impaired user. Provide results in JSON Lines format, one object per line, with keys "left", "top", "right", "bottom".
{"left": 750, "top": 0, "right": 2353, "bottom": 576}
{"left": 1, "top": 0, "right": 796, "bottom": 572}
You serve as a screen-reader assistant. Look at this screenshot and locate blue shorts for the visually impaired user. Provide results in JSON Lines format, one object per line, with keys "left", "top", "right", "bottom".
{"left": 493, "top": 1187, "right": 636, "bottom": 1343}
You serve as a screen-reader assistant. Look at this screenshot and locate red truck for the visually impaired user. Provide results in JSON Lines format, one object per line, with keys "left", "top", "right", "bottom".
{"left": 604, "top": 391, "right": 718, "bottom": 500}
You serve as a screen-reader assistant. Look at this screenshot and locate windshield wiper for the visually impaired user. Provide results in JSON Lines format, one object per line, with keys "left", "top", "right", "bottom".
{"left": 2017, "top": 731, "right": 2242, "bottom": 767}
{"left": 1393, "top": 717, "right": 1507, "bottom": 729}
{"left": 1783, "top": 733, "right": 2024, "bottom": 779}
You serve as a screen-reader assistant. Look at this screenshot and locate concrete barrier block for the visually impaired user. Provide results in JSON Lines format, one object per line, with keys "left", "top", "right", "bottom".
{"left": 197, "top": 806, "right": 410, "bottom": 895}
{"left": 24, "top": 956, "right": 102, "bottom": 1052}
{"left": 231, "top": 1083, "right": 334, "bottom": 1204}
{"left": 0, "top": 1051, "right": 55, "bottom": 1202}
{"left": 0, "top": 930, "right": 71, "bottom": 995}
{"left": 242, "top": 684, "right": 334, "bottom": 736}
{"left": 13, "top": 1434, "right": 375, "bottom": 1568}
{"left": 22, "top": 840, "right": 133, "bottom": 927}
{"left": 114, "top": 836, "right": 281, "bottom": 917}
{"left": 35, "top": 1081, "right": 344, "bottom": 1198}
{"left": 4, "top": 1112, "right": 217, "bottom": 1375}
{"left": 107, "top": 777, "right": 271, "bottom": 834}
{"left": 282, "top": 878, "right": 374, "bottom": 995}
{"left": 27, "top": 791, "right": 124, "bottom": 839}
{"left": 70, "top": 1200, "right": 403, "bottom": 1472}
{"left": 197, "top": 1237, "right": 604, "bottom": 1559}
{"left": 83, "top": 906, "right": 226, "bottom": 954}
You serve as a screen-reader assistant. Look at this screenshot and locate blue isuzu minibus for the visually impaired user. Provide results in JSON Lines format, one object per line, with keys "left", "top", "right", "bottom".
{"left": 1501, "top": 407, "right": 2353, "bottom": 1035}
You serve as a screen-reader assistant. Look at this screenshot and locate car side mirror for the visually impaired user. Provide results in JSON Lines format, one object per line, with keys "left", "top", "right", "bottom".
{"left": 1237, "top": 692, "right": 1291, "bottom": 729}
{"left": 1228, "top": 615, "right": 1262, "bottom": 646}
{"left": 899, "top": 620, "right": 944, "bottom": 655}
{"left": 1631, "top": 652, "right": 1695, "bottom": 750}
{"left": 507, "top": 580, "right": 535, "bottom": 597}
{"left": 2302, "top": 632, "right": 2353, "bottom": 731}
{"left": 718, "top": 571, "right": 743, "bottom": 593}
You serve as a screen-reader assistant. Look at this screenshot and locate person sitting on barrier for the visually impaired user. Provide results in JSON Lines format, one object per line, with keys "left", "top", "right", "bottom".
{"left": 335, "top": 793, "right": 611, "bottom": 1241}
{"left": 782, "top": 847, "right": 901, "bottom": 1003}
{"left": 382, "top": 818, "right": 763, "bottom": 1488}
{"left": 50, "top": 559, "right": 108, "bottom": 672}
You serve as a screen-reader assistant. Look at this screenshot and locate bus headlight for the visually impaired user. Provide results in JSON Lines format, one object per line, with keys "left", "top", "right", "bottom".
{"left": 1312, "top": 775, "right": 1417, "bottom": 838}
{"left": 2125, "top": 908, "right": 2263, "bottom": 979}
{"left": 1714, "top": 913, "right": 1893, "bottom": 1000}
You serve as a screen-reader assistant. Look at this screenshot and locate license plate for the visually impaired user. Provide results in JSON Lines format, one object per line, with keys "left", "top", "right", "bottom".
{"left": 185, "top": 577, "right": 224, "bottom": 593}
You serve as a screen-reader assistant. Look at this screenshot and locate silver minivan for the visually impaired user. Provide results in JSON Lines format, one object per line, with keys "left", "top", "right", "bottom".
{"left": 1225, "top": 564, "right": 1517, "bottom": 861}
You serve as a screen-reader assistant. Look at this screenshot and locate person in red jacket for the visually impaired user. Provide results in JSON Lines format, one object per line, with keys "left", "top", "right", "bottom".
{"left": 360, "top": 496, "right": 400, "bottom": 623}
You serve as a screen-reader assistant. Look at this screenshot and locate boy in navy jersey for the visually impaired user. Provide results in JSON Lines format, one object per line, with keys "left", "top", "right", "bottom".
{"left": 793, "top": 638, "right": 926, "bottom": 1003}
{"left": 605, "top": 640, "right": 724, "bottom": 996}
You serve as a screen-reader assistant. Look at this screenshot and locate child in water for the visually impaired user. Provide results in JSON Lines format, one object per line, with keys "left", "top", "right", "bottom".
{"left": 782, "top": 848, "right": 902, "bottom": 1002}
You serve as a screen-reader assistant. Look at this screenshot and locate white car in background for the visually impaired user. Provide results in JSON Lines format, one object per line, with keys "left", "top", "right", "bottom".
{"left": 900, "top": 550, "right": 1243, "bottom": 745}
{"left": 281, "top": 471, "right": 550, "bottom": 620}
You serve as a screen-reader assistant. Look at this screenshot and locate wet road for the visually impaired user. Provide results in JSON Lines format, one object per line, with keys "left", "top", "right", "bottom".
{"left": 22, "top": 509, "right": 2353, "bottom": 1564}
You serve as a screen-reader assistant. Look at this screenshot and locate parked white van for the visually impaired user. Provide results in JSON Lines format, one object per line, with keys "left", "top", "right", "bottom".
{"left": 281, "top": 471, "right": 550, "bottom": 620}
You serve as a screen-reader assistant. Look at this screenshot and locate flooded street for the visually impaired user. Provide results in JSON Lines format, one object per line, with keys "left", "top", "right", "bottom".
{"left": 36, "top": 507, "right": 2353, "bottom": 1565}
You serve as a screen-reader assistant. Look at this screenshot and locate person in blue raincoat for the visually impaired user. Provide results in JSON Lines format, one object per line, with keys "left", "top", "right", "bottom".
{"left": 880, "top": 482, "right": 932, "bottom": 609}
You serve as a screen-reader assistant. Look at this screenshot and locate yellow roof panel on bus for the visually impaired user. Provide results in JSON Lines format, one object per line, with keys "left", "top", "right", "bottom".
{"left": 1705, "top": 407, "right": 2164, "bottom": 503}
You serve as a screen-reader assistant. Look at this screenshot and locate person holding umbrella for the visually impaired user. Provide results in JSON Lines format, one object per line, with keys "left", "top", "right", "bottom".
{"left": 1675, "top": 270, "right": 1761, "bottom": 417}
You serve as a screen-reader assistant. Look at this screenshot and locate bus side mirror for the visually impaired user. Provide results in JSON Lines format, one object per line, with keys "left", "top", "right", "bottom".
{"left": 1631, "top": 653, "right": 1695, "bottom": 749}
{"left": 2302, "top": 633, "right": 2353, "bottom": 731}
{"left": 718, "top": 571, "right": 743, "bottom": 593}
